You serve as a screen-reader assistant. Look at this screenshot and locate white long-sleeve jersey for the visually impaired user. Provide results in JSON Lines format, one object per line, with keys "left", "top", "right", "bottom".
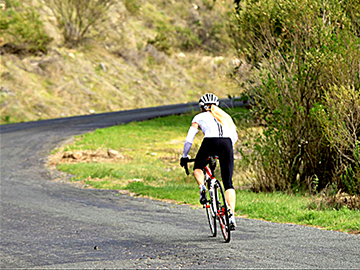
{"left": 182, "top": 111, "right": 238, "bottom": 158}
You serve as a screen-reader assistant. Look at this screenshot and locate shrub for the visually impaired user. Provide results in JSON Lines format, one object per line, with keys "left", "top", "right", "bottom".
{"left": 124, "top": 0, "right": 140, "bottom": 15}
{"left": 0, "top": 0, "right": 53, "bottom": 54}
{"left": 312, "top": 85, "right": 360, "bottom": 195}
{"left": 230, "top": 0, "right": 360, "bottom": 196}
{"left": 147, "top": 22, "right": 174, "bottom": 54}
{"left": 46, "top": 0, "right": 115, "bottom": 46}
{"left": 146, "top": 0, "right": 232, "bottom": 54}
{"left": 147, "top": 24, "right": 201, "bottom": 54}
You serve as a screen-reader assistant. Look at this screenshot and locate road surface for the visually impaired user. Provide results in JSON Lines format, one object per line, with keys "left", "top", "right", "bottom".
{"left": 1, "top": 102, "right": 359, "bottom": 268}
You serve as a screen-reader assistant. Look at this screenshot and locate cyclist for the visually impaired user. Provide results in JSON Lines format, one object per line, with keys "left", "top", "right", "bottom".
{"left": 180, "top": 93, "right": 238, "bottom": 230}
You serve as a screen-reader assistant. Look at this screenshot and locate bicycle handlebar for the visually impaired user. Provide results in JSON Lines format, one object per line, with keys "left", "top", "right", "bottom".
{"left": 183, "top": 156, "right": 219, "bottom": 175}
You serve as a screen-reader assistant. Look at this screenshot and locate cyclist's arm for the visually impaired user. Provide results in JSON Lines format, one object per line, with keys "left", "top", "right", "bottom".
{"left": 182, "top": 122, "right": 199, "bottom": 158}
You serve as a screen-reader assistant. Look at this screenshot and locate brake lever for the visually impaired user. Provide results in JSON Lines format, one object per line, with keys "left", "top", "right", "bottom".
{"left": 185, "top": 163, "right": 190, "bottom": 175}
{"left": 184, "top": 159, "right": 195, "bottom": 175}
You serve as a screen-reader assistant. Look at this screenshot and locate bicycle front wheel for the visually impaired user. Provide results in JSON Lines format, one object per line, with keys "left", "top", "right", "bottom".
{"left": 215, "top": 180, "right": 230, "bottom": 242}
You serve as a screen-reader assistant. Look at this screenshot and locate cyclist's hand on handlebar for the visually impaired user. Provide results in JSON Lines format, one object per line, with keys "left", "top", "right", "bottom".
{"left": 180, "top": 157, "right": 189, "bottom": 167}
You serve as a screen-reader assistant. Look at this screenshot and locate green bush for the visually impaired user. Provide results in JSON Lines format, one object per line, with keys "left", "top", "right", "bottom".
{"left": 147, "top": 23, "right": 201, "bottom": 54}
{"left": 124, "top": 0, "right": 141, "bottom": 15}
{"left": 175, "top": 26, "right": 201, "bottom": 51}
{"left": 146, "top": 1, "right": 232, "bottom": 54}
{"left": 231, "top": 0, "right": 360, "bottom": 198}
{"left": 147, "top": 22, "right": 174, "bottom": 54}
{"left": 0, "top": 0, "right": 52, "bottom": 54}
{"left": 311, "top": 85, "right": 360, "bottom": 195}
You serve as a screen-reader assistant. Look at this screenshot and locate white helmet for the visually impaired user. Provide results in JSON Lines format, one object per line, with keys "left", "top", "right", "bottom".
{"left": 199, "top": 93, "right": 219, "bottom": 109}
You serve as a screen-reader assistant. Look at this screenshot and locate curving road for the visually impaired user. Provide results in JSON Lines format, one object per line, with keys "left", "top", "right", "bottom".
{"left": 1, "top": 102, "right": 359, "bottom": 269}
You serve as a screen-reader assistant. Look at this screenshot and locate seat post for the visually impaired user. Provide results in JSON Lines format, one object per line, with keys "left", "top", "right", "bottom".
{"left": 209, "top": 156, "right": 217, "bottom": 176}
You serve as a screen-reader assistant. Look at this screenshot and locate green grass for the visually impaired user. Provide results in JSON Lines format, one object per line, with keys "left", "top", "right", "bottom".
{"left": 236, "top": 191, "right": 360, "bottom": 233}
{"left": 52, "top": 108, "right": 360, "bottom": 234}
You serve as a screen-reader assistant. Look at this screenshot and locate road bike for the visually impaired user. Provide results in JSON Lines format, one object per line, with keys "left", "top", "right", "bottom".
{"left": 184, "top": 156, "right": 231, "bottom": 243}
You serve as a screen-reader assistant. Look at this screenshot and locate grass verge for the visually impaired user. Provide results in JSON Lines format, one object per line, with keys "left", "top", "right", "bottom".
{"left": 49, "top": 108, "right": 360, "bottom": 234}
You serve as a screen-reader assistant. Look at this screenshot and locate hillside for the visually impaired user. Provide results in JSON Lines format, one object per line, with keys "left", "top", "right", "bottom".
{"left": 0, "top": 0, "right": 240, "bottom": 124}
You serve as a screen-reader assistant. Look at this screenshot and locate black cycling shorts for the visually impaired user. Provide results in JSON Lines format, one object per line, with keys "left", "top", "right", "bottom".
{"left": 193, "top": 138, "right": 234, "bottom": 190}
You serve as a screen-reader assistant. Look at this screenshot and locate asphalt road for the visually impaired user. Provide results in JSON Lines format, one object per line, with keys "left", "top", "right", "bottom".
{"left": 1, "top": 102, "right": 359, "bottom": 269}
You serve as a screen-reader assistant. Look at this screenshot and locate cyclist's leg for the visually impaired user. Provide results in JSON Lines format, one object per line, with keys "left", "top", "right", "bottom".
{"left": 194, "top": 139, "right": 212, "bottom": 204}
{"left": 218, "top": 140, "right": 237, "bottom": 230}
{"left": 218, "top": 138, "right": 236, "bottom": 213}
{"left": 193, "top": 169, "right": 205, "bottom": 186}
{"left": 225, "top": 189, "right": 236, "bottom": 214}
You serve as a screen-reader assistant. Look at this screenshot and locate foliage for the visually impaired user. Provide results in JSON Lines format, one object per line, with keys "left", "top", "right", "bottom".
{"left": 124, "top": 0, "right": 140, "bottom": 15}
{"left": 147, "top": 22, "right": 201, "bottom": 54}
{"left": 0, "top": 0, "right": 53, "bottom": 54}
{"left": 45, "top": 0, "right": 115, "bottom": 46}
{"left": 311, "top": 86, "right": 360, "bottom": 195}
{"left": 230, "top": 0, "right": 360, "bottom": 196}
{"left": 146, "top": 0, "right": 232, "bottom": 54}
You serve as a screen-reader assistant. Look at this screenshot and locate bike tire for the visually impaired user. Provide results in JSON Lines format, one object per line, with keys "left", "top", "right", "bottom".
{"left": 205, "top": 188, "right": 216, "bottom": 237}
{"left": 215, "top": 179, "right": 231, "bottom": 243}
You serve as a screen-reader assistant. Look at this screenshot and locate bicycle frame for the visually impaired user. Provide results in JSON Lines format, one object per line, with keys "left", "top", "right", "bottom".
{"left": 203, "top": 161, "right": 227, "bottom": 219}
{"left": 203, "top": 162, "right": 217, "bottom": 211}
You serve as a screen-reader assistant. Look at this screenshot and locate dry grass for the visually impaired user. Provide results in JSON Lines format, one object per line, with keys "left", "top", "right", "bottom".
{"left": 0, "top": 0, "right": 240, "bottom": 124}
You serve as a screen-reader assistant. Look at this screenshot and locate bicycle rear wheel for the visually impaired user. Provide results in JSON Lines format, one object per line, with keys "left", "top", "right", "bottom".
{"left": 215, "top": 179, "right": 230, "bottom": 242}
{"left": 205, "top": 189, "right": 216, "bottom": 237}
